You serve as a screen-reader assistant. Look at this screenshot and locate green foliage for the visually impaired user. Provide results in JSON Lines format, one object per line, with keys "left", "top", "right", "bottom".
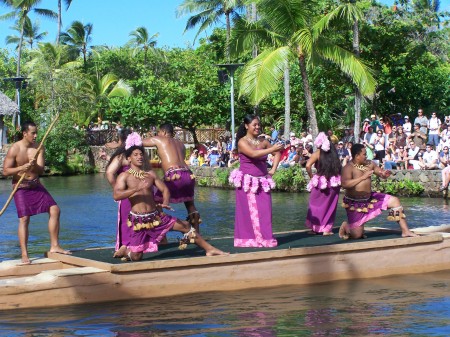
{"left": 272, "top": 166, "right": 307, "bottom": 192}
{"left": 373, "top": 178, "right": 425, "bottom": 197}
{"left": 213, "top": 168, "right": 232, "bottom": 186}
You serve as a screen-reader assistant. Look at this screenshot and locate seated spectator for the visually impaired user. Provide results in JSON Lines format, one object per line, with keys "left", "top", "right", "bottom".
{"left": 295, "top": 144, "right": 307, "bottom": 167}
{"left": 207, "top": 148, "right": 221, "bottom": 167}
{"left": 408, "top": 123, "right": 427, "bottom": 149}
{"left": 373, "top": 129, "right": 385, "bottom": 163}
{"left": 289, "top": 132, "right": 302, "bottom": 146}
{"left": 383, "top": 148, "right": 398, "bottom": 170}
{"left": 439, "top": 146, "right": 450, "bottom": 191}
{"left": 439, "top": 146, "right": 450, "bottom": 169}
{"left": 228, "top": 149, "right": 239, "bottom": 167}
{"left": 189, "top": 149, "right": 200, "bottom": 166}
{"left": 418, "top": 144, "right": 439, "bottom": 170}
{"left": 280, "top": 146, "right": 297, "bottom": 168}
{"left": 406, "top": 141, "right": 421, "bottom": 169}
{"left": 198, "top": 151, "right": 207, "bottom": 166}
{"left": 395, "top": 146, "right": 407, "bottom": 170}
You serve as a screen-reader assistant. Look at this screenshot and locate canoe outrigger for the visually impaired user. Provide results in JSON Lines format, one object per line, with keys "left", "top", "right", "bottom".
{"left": 1, "top": 226, "right": 450, "bottom": 311}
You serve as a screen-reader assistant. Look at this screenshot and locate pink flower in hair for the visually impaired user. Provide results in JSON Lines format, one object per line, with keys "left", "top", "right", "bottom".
{"left": 125, "top": 132, "right": 143, "bottom": 149}
{"left": 314, "top": 132, "right": 330, "bottom": 152}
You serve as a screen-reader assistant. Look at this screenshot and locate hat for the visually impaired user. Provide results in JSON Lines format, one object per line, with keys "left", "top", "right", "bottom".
{"left": 404, "top": 116, "right": 409, "bottom": 119}
{"left": 364, "top": 118, "right": 370, "bottom": 122}
{"left": 290, "top": 132, "right": 295, "bottom": 137}
{"left": 370, "top": 114, "right": 376, "bottom": 118}
{"left": 338, "top": 141, "right": 344, "bottom": 144}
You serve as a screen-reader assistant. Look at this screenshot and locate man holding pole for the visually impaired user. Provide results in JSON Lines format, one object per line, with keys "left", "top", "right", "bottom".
{"left": 2, "top": 121, "right": 70, "bottom": 264}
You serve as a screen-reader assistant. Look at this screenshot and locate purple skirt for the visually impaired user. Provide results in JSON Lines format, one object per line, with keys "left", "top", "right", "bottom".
{"left": 115, "top": 198, "right": 133, "bottom": 250}
{"left": 305, "top": 183, "right": 340, "bottom": 233}
{"left": 154, "top": 168, "right": 195, "bottom": 203}
{"left": 343, "top": 192, "right": 391, "bottom": 229}
{"left": 13, "top": 180, "right": 57, "bottom": 218}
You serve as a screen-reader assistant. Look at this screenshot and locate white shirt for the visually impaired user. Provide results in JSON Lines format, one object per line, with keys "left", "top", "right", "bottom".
{"left": 428, "top": 117, "right": 441, "bottom": 135}
{"left": 403, "top": 122, "right": 412, "bottom": 136}
{"left": 422, "top": 150, "right": 438, "bottom": 164}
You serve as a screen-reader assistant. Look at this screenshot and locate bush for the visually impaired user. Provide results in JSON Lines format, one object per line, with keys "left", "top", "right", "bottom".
{"left": 373, "top": 178, "right": 424, "bottom": 196}
{"left": 272, "top": 166, "right": 307, "bottom": 192}
{"left": 213, "top": 168, "right": 231, "bottom": 186}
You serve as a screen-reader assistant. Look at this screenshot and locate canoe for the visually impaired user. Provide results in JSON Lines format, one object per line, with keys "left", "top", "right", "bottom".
{"left": 1, "top": 226, "right": 450, "bottom": 311}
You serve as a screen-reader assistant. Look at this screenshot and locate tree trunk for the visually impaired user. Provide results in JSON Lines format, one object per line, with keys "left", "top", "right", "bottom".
{"left": 283, "top": 61, "right": 291, "bottom": 139}
{"left": 57, "top": 0, "right": 62, "bottom": 44}
{"left": 250, "top": 3, "right": 258, "bottom": 114}
{"left": 353, "top": 19, "right": 362, "bottom": 143}
{"left": 225, "top": 12, "right": 231, "bottom": 62}
{"left": 189, "top": 126, "right": 199, "bottom": 147}
{"left": 298, "top": 54, "right": 318, "bottom": 140}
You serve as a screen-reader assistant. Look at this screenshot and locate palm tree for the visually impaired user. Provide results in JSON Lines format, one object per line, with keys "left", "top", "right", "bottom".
{"left": 237, "top": 0, "right": 376, "bottom": 139}
{"left": 59, "top": 20, "right": 93, "bottom": 67}
{"left": 176, "top": 0, "right": 246, "bottom": 61}
{"left": 127, "top": 26, "right": 159, "bottom": 65}
{"left": 6, "top": 16, "right": 48, "bottom": 49}
{"left": 56, "top": 0, "right": 73, "bottom": 44}
{"left": 0, "top": 0, "right": 57, "bottom": 76}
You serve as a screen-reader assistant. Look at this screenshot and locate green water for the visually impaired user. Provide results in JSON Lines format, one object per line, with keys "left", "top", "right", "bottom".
{"left": 0, "top": 174, "right": 449, "bottom": 336}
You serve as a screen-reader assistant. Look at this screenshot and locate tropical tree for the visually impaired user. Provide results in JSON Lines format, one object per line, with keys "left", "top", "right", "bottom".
{"left": 176, "top": 0, "right": 246, "bottom": 61}
{"left": 56, "top": 0, "right": 73, "bottom": 44}
{"left": 0, "top": 0, "right": 57, "bottom": 76}
{"left": 59, "top": 20, "right": 93, "bottom": 66}
{"left": 6, "top": 16, "right": 48, "bottom": 49}
{"left": 127, "top": 26, "right": 159, "bottom": 65}
{"left": 237, "top": 0, "right": 376, "bottom": 139}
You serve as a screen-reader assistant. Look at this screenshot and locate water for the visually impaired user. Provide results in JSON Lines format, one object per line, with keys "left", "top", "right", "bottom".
{"left": 0, "top": 174, "right": 450, "bottom": 336}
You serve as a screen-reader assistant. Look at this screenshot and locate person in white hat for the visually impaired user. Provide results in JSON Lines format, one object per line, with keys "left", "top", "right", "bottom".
{"left": 289, "top": 132, "right": 301, "bottom": 146}
{"left": 403, "top": 116, "right": 412, "bottom": 136}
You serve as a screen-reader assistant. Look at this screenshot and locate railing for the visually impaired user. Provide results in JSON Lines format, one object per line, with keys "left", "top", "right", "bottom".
{"left": 86, "top": 128, "right": 229, "bottom": 146}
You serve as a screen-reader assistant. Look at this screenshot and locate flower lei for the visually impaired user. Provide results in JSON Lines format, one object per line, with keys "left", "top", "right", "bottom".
{"left": 306, "top": 175, "right": 341, "bottom": 192}
{"left": 229, "top": 169, "right": 276, "bottom": 193}
{"left": 314, "top": 132, "right": 330, "bottom": 152}
{"left": 125, "top": 132, "right": 143, "bottom": 150}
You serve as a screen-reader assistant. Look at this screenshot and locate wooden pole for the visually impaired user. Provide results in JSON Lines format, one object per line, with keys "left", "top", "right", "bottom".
{"left": 0, "top": 113, "right": 60, "bottom": 216}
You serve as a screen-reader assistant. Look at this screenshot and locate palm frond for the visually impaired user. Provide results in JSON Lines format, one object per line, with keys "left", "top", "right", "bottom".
{"left": 313, "top": 3, "right": 363, "bottom": 40}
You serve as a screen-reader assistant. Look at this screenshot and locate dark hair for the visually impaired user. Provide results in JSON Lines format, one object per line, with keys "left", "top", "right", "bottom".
{"left": 351, "top": 143, "right": 365, "bottom": 158}
{"left": 106, "top": 128, "right": 133, "bottom": 169}
{"left": 316, "top": 136, "right": 341, "bottom": 178}
{"left": 21, "top": 121, "right": 36, "bottom": 133}
{"left": 415, "top": 123, "right": 421, "bottom": 127}
{"left": 159, "top": 123, "right": 174, "bottom": 136}
{"left": 236, "top": 115, "right": 259, "bottom": 145}
{"left": 125, "top": 145, "right": 145, "bottom": 158}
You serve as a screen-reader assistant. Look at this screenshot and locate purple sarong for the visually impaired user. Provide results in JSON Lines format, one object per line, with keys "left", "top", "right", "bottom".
{"left": 128, "top": 210, "right": 176, "bottom": 253}
{"left": 305, "top": 175, "right": 341, "bottom": 233}
{"left": 154, "top": 167, "right": 195, "bottom": 203}
{"left": 232, "top": 153, "right": 277, "bottom": 248}
{"left": 343, "top": 192, "right": 391, "bottom": 229}
{"left": 13, "top": 179, "right": 57, "bottom": 218}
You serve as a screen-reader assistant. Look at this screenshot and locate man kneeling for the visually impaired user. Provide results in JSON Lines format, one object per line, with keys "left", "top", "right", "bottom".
{"left": 339, "top": 143, "right": 418, "bottom": 240}
{"left": 113, "top": 138, "right": 227, "bottom": 261}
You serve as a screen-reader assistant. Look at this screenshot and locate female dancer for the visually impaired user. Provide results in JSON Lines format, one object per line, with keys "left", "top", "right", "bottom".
{"left": 229, "top": 115, "right": 284, "bottom": 247}
{"left": 305, "top": 132, "right": 342, "bottom": 235}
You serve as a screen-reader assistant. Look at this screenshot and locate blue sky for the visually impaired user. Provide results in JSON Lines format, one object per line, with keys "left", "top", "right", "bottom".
{"left": 0, "top": 0, "right": 449, "bottom": 51}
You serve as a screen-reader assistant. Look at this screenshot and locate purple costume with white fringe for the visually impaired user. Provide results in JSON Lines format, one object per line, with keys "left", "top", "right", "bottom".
{"left": 154, "top": 167, "right": 195, "bottom": 203}
{"left": 305, "top": 174, "right": 341, "bottom": 233}
{"left": 343, "top": 192, "right": 391, "bottom": 229}
{"left": 230, "top": 153, "right": 277, "bottom": 248}
{"left": 115, "top": 166, "right": 133, "bottom": 250}
{"left": 127, "top": 209, "right": 176, "bottom": 253}
{"left": 13, "top": 178, "right": 57, "bottom": 218}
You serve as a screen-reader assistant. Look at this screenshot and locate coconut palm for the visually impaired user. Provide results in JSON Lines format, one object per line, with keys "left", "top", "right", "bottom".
{"left": 127, "top": 26, "right": 159, "bottom": 64}
{"left": 56, "top": 0, "right": 73, "bottom": 44}
{"left": 0, "top": 0, "right": 57, "bottom": 76}
{"left": 59, "top": 20, "right": 93, "bottom": 67}
{"left": 6, "top": 16, "right": 48, "bottom": 49}
{"left": 176, "top": 0, "right": 246, "bottom": 61}
{"left": 237, "top": 0, "right": 376, "bottom": 139}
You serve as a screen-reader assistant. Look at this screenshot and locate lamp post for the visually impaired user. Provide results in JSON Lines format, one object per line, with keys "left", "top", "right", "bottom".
{"left": 216, "top": 63, "right": 244, "bottom": 149}
{"left": 3, "top": 76, "right": 28, "bottom": 129}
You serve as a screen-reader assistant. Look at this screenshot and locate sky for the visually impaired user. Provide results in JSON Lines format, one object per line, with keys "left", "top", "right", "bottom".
{"left": 0, "top": 0, "right": 449, "bottom": 51}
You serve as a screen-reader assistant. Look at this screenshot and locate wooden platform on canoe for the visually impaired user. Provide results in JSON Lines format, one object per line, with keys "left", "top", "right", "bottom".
{"left": 1, "top": 228, "right": 450, "bottom": 310}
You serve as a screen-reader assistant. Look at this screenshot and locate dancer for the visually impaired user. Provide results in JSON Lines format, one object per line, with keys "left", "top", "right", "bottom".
{"left": 2, "top": 121, "right": 70, "bottom": 264}
{"left": 305, "top": 132, "right": 341, "bottom": 235}
{"left": 339, "top": 144, "right": 418, "bottom": 239}
{"left": 113, "top": 137, "right": 227, "bottom": 261}
{"left": 229, "top": 115, "right": 284, "bottom": 247}
{"left": 142, "top": 124, "right": 201, "bottom": 232}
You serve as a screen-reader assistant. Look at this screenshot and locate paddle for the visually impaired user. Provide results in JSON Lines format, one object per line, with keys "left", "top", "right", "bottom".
{"left": 0, "top": 113, "right": 60, "bottom": 216}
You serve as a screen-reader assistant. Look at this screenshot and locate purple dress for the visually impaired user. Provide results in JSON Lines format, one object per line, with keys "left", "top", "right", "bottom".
{"left": 115, "top": 165, "right": 133, "bottom": 250}
{"left": 230, "top": 152, "right": 277, "bottom": 247}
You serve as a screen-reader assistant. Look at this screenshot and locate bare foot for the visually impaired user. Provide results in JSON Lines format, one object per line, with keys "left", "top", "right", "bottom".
{"left": 339, "top": 222, "right": 349, "bottom": 240}
{"left": 50, "top": 246, "right": 71, "bottom": 255}
{"left": 206, "top": 248, "right": 229, "bottom": 256}
{"left": 113, "top": 245, "right": 128, "bottom": 258}
{"left": 402, "top": 231, "right": 419, "bottom": 238}
{"left": 323, "top": 231, "right": 334, "bottom": 236}
{"left": 21, "top": 255, "right": 31, "bottom": 265}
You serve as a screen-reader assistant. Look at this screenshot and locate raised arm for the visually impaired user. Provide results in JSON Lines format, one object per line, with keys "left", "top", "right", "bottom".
{"left": 105, "top": 155, "right": 123, "bottom": 187}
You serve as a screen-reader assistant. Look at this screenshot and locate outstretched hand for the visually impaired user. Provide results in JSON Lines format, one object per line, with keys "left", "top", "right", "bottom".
{"left": 271, "top": 143, "right": 284, "bottom": 152}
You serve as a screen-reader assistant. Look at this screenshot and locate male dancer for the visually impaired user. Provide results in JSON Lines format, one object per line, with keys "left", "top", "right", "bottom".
{"left": 142, "top": 124, "right": 201, "bottom": 232}
{"left": 339, "top": 143, "right": 418, "bottom": 240}
{"left": 113, "top": 138, "right": 227, "bottom": 261}
{"left": 2, "top": 121, "right": 70, "bottom": 264}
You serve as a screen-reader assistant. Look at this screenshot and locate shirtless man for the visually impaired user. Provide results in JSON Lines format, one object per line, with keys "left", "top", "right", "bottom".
{"left": 339, "top": 143, "right": 417, "bottom": 240}
{"left": 113, "top": 144, "right": 227, "bottom": 261}
{"left": 142, "top": 124, "right": 201, "bottom": 232}
{"left": 2, "top": 122, "right": 70, "bottom": 264}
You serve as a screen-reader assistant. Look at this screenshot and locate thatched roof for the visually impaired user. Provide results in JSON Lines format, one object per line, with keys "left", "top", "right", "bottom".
{"left": 0, "top": 91, "right": 19, "bottom": 116}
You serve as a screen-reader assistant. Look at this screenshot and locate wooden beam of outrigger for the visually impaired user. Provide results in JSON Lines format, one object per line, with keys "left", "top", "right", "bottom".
{"left": 0, "top": 112, "right": 60, "bottom": 216}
